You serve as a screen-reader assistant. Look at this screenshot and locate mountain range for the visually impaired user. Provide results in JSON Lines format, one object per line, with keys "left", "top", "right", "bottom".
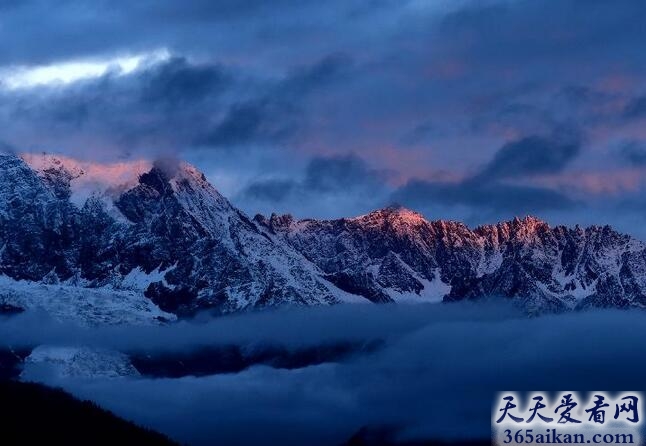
{"left": 1, "top": 152, "right": 645, "bottom": 323}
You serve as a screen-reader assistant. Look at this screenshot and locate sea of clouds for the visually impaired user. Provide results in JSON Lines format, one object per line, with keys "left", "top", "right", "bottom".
{"left": 3, "top": 300, "right": 646, "bottom": 445}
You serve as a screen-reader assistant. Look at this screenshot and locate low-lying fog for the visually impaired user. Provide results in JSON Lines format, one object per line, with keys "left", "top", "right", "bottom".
{"left": 3, "top": 301, "right": 646, "bottom": 445}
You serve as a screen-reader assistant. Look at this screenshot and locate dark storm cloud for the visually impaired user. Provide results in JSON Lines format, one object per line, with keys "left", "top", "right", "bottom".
{"left": 414, "top": 0, "right": 646, "bottom": 144}
{"left": 1, "top": 0, "right": 643, "bottom": 154}
{"left": 623, "top": 96, "right": 646, "bottom": 120}
{"left": 0, "top": 0, "right": 385, "bottom": 66}
{"left": 2, "top": 0, "right": 646, "bottom": 227}
{"left": 558, "top": 85, "right": 610, "bottom": 106}
{"left": 0, "top": 58, "right": 232, "bottom": 154}
{"left": 0, "top": 52, "right": 354, "bottom": 155}
{"left": 392, "top": 179, "right": 574, "bottom": 214}
{"left": 437, "top": 0, "right": 646, "bottom": 67}
{"left": 241, "top": 154, "right": 387, "bottom": 202}
{"left": 475, "top": 133, "right": 581, "bottom": 181}
{"left": 303, "top": 153, "right": 382, "bottom": 192}
{"left": 619, "top": 140, "right": 646, "bottom": 166}
{"left": 239, "top": 133, "right": 581, "bottom": 219}
{"left": 280, "top": 53, "right": 353, "bottom": 95}
{"left": 198, "top": 99, "right": 293, "bottom": 147}
{"left": 392, "top": 133, "right": 580, "bottom": 214}
{"left": 131, "top": 0, "right": 321, "bottom": 21}
{"left": 54, "top": 56, "right": 229, "bottom": 128}
{"left": 400, "top": 121, "right": 439, "bottom": 146}
{"left": 242, "top": 179, "right": 295, "bottom": 202}
{"left": 139, "top": 57, "right": 230, "bottom": 108}
{"left": 238, "top": 154, "right": 391, "bottom": 218}
{"left": 199, "top": 53, "right": 354, "bottom": 147}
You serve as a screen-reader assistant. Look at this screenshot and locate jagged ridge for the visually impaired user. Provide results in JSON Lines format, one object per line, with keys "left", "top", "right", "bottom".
{"left": 255, "top": 207, "right": 646, "bottom": 313}
{"left": 2, "top": 152, "right": 646, "bottom": 321}
{"left": 0, "top": 153, "right": 350, "bottom": 320}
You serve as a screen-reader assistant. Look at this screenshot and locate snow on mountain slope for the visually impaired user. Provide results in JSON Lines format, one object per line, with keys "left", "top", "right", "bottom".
{"left": 0, "top": 275, "right": 175, "bottom": 326}
{"left": 0, "top": 153, "right": 80, "bottom": 281}
{"left": 257, "top": 210, "right": 646, "bottom": 312}
{"left": 112, "top": 159, "right": 355, "bottom": 312}
{"left": 3, "top": 151, "right": 646, "bottom": 321}
{"left": 23, "top": 346, "right": 139, "bottom": 378}
{"left": 1, "top": 152, "right": 361, "bottom": 322}
{"left": 255, "top": 206, "right": 482, "bottom": 304}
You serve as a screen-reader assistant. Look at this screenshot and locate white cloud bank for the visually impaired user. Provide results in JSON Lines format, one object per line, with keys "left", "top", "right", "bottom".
{"left": 0, "top": 49, "right": 170, "bottom": 90}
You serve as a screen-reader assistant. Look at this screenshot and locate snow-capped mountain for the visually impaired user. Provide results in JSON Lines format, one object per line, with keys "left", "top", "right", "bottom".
{"left": 0, "top": 153, "right": 356, "bottom": 322}
{"left": 2, "top": 151, "right": 646, "bottom": 322}
{"left": 256, "top": 206, "right": 646, "bottom": 313}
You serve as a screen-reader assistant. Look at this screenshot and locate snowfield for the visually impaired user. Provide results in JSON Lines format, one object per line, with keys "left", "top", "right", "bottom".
{"left": 0, "top": 275, "right": 175, "bottom": 326}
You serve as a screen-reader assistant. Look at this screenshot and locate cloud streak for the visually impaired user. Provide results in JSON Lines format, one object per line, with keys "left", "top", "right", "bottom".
{"left": 391, "top": 132, "right": 581, "bottom": 218}
{"left": 239, "top": 154, "right": 391, "bottom": 218}
{"left": 2, "top": 0, "right": 646, "bottom": 233}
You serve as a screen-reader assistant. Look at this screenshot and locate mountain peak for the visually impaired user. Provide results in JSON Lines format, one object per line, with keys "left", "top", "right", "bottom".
{"left": 355, "top": 205, "right": 427, "bottom": 223}
{"left": 22, "top": 153, "right": 84, "bottom": 178}
{"left": 19, "top": 152, "right": 220, "bottom": 206}
{"left": 514, "top": 215, "right": 547, "bottom": 225}
{"left": 148, "top": 158, "right": 207, "bottom": 183}
{"left": 3, "top": 152, "right": 646, "bottom": 316}
{"left": 474, "top": 215, "right": 550, "bottom": 244}
{"left": 22, "top": 153, "right": 151, "bottom": 185}
{"left": 21, "top": 152, "right": 151, "bottom": 204}
{"left": 510, "top": 215, "right": 550, "bottom": 233}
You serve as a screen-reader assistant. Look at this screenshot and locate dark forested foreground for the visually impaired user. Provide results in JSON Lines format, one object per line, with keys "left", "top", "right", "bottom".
{"left": 343, "top": 426, "right": 491, "bottom": 446}
{"left": 0, "top": 380, "right": 177, "bottom": 445}
{"left": 1, "top": 379, "right": 493, "bottom": 446}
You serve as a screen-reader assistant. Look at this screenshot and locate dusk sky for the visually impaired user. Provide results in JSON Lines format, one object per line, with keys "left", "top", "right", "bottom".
{"left": 2, "top": 0, "right": 646, "bottom": 236}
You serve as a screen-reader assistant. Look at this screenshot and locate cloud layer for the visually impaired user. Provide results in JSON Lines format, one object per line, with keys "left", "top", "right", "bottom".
{"left": 2, "top": 0, "right": 646, "bottom": 234}
{"left": 8, "top": 303, "right": 646, "bottom": 445}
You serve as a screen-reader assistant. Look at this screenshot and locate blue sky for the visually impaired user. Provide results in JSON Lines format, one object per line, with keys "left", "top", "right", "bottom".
{"left": 2, "top": 0, "right": 646, "bottom": 236}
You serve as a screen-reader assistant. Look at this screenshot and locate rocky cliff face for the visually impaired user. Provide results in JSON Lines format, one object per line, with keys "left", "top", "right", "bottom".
{"left": 0, "top": 153, "right": 349, "bottom": 320}
{"left": 2, "top": 152, "right": 646, "bottom": 321}
{"left": 255, "top": 206, "right": 646, "bottom": 313}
